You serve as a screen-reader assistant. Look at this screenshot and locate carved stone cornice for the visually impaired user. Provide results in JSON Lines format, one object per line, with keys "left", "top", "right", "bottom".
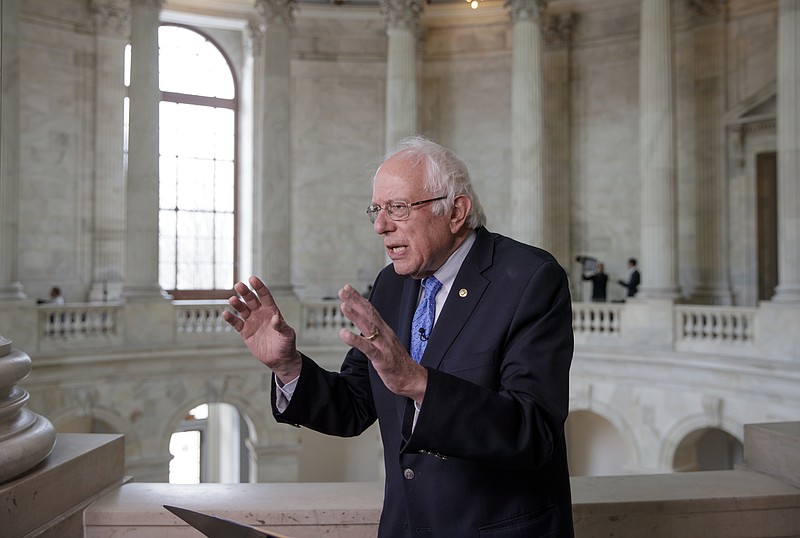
{"left": 727, "top": 118, "right": 776, "bottom": 168}
{"left": 88, "top": 0, "right": 131, "bottom": 36}
{"left": 506, "top": 0, "right": 548, "bottom": 25}
{"left": 379, "top": 0, "right": 424, "bottom": 31}
{"left": 542, "top": 11, "right": 577, "bottom": 51}
{"left": 256, "top": 0, "right": 298, "bottom": 27}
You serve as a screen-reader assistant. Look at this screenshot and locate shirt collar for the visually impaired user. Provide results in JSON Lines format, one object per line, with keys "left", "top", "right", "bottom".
{"left": 426, "top": 230, "right": 477, "bottom": 310}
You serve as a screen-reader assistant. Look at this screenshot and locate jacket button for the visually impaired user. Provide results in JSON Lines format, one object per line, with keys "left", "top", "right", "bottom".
{"left": 403, "top": 468, "right": 415, "bottom": 480}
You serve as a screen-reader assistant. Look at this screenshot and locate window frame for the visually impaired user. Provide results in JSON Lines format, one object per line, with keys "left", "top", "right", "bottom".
{"left": 158, "top": 23, "right": 239, "bottom": 301}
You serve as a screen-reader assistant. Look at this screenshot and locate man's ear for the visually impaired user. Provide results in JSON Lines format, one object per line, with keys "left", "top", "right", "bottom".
{"left": 449, "top": 195, "right": 472, "bottom": 233}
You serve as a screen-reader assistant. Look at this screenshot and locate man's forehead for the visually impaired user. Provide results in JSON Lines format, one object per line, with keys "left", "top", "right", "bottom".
{"left": 374, "top": 159, "right": 425, "bottom": 198}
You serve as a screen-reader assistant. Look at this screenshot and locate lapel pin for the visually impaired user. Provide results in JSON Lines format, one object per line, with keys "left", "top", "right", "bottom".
{"left": 459, "top": 288, "right": 468, "bottom": 298}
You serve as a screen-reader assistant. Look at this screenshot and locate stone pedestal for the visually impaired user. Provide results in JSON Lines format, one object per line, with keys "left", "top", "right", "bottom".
{"left": 123, "top": 298, "right": 176, "bottom": 347}
{"left": 743, "top": 421, "right": 800, "bottom": 489}
{"left": 0, "top": 433, "right": 125, "bottom": 537}
{"left": 754, "top": 301, "right": 800, "bottom": 361}
{"left": 617, "top": 298, "right": 676, "bottom": 350}
{"left": 0, "top": 336, "right": 55, "bottom": 483}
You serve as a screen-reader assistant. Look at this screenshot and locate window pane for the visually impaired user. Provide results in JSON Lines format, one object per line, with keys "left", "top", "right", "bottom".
{"left": 177, "top": 158, "right": 215, "bottom": 211}
{"left": 214, "top": 108, "right": 235, "bottom": 160}
{"left": 160, "top": 156, "right": 178, "bottom": 208}
{"left": 159, "top": 26, "right": 234, "bottom": 99}
{"left": 159, "top": 210, "right": 177, "bottom": 289}
{"left": 159, "top": 101, "right": 178, "bottom": 156}
{"left": 215, "top": 162, "right": 234, "bottom": 212}
{"left": 177, "top": 104, "right": 215, "bottom": 158}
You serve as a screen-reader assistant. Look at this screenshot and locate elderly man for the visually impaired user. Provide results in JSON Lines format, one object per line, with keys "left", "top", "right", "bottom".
{"left": 224, "top": 136, "right": 575, "bottom": 537}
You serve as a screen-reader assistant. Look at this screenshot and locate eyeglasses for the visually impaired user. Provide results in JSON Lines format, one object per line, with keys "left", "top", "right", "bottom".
{"left": 366, "top": 196, "right": 447, "bottom": 224}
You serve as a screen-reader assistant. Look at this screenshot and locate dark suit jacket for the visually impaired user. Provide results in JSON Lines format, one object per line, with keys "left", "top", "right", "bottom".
{"left": 274, "top": 227, "right": 575, "bottom": 537}
{"left": 618, "top": 269, "right": 640, "bottom": 297}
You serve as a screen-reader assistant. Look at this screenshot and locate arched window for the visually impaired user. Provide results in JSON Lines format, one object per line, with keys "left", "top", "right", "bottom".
{"left": 158, "top": 25, "right": 237, "bottom": 299}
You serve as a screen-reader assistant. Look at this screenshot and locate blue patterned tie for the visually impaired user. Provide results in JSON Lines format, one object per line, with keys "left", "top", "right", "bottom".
{"left": 411, "top": 276, "right": 443, "bottom": 363}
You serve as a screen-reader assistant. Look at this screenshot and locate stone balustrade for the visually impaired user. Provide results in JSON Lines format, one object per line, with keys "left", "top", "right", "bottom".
{"left": 13, "top": 298, "right": 797, "bottom": 361}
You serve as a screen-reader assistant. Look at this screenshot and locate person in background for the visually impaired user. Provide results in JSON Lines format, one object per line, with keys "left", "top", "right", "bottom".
{"left": 582, "top": 261, "right": 608, "bottom": 302}
{"left": 224, "top": 136, "right": 575, "bottom": 537}
{"left": 48, "top": 286, "right": 64, "bottom": 305}
{"left": 617, "top": 258, "right": 640, "bottom": 298}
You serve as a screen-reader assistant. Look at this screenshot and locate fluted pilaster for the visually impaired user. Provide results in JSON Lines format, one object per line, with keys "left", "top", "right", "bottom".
{"left": 773, "top": 0, "right": 800, "bottom": 303}
{"left": 689, "top": 0, "right": 733, "bottom": 304}
{"left": 124, "top": 0, "right": 168, "bottom": 299}
{"left": 542, "top": 11, "right": 576, "bottom": 266}
{"left": 639, "top": 0, "right": 681, "bottom": 298}
{"left": 0, "top": 0, "right": 26, "bottom": 301}
{"left": 254, "top": 0, "right": 295, "bottom": 293}
{"left": 509, "top": 0, "right": 548, "bottom": 247}
{"left": 380, "top": 0, "right": 423, "bottom": 151}
{"left": 88, "top": 0, "right": 130, "bottom": 302}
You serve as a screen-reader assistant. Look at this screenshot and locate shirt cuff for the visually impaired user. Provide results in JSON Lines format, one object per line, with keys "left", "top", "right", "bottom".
{"left": 274, "top": 375, "right": 299, "bottom": 414}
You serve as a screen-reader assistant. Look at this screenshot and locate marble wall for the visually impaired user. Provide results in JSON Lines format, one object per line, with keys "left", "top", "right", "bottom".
{"left": 11, "top": 0, "right": 781, "bottom": 305}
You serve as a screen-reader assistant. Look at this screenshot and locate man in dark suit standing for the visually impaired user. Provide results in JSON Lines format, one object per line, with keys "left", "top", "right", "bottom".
{"left": 224, "top": 137, "right": 575, "bottom": 537}
{"left": 617, "top": 257, "right": 641, "bottom": 298}
{"left": 582, "top": 261, "right": 608, "bottom": 302}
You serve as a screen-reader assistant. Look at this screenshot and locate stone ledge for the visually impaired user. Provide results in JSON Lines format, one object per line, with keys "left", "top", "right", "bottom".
{"left": 85, "top": 481, "right": 383, "bottom": 538}
{"left": 84, "top": 468, "right": 800, "bottom": 538}
{"left": 571, "top": 469, "right": 800, "bottom": 537}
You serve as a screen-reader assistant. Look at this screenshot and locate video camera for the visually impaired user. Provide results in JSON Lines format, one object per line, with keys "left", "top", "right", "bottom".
{"left": 575, "top": 255, "right": 597, "bottom": 273}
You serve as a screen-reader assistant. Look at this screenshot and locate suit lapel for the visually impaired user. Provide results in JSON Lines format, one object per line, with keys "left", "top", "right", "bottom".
{"left": 394, "top": 228, "right": 494, "bottom": 435}
{"left": 421, "top": 227, "right": 493, "bottom": 370}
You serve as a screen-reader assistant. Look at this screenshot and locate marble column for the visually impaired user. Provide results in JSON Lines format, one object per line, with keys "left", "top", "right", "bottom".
{"left": 239, "top": 20, "right": 261, "bottom": 281}
{"left": 509, "top": 0, "right": 547, "bottom": 248}
{"left": 0, "top": 0, "right": 26, "bottom": 301}
{"left": 688, "top": 0, "right": 733, "bottom": 304}
{"left": 638, "top": 0, "right": 681, "bottom": 298}
{"left": 772, "top": 0, "right": 800, "bottom": 303}
{"left": 124, "top": 0, "right": 167, "bottom": 299}
{"left": 88, "top": 0, "right": 130, "bottom": 302}
{"left": 254, "top": 0, "right": 295, "bottom": 296}
{"left": 380, "top": 0, "right": 423, "bottom": 151}
{"left": 0, "top": 336, "right": 56, "bottom": 484}
{"left": 542, "top": 11, "right": 576, "bottom": 267}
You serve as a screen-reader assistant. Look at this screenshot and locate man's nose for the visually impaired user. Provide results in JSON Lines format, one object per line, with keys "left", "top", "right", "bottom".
{"left": 373, "top": 208, "right": 392, "bottom": 234}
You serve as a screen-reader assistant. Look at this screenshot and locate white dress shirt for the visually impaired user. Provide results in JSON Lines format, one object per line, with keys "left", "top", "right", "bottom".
{"left": 276, "top": 230, "right": 477, "bottom": 419}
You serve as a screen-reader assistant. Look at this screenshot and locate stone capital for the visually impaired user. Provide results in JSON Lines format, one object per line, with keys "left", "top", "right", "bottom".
{"left": 244, "top": 18, "right": 265, "bottom": 57}
{"left": 380, "top": 0, "right": 424, "bottom": 31}
{"left": 542, "top": 11, "right": 577, "bottom": 50}
{"left": 88, "top": 0, "right": 131, "bottom": 36}
{"left": 506, "top": 0, "right": 548, "bottom": 25}
{"left": 686, "top": 0, "right": 727, "bottom": 24}
{"left": 256, "top": 0, "right": 298, "bottom": 27}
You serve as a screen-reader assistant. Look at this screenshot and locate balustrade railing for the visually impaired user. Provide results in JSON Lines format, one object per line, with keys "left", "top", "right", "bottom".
{"left": 572, "top": 303, "right": 622, "bottom": 337}
{"left": 675, "top": 305, "right": 757, "bottom": 346}
{"left": 300, "top": 300, "right": 355, "bottom": 345}
{"left": 175, "top": 301, "right": 235, "bottom": 342}
{"left": 30, "top": 300, "right": 766, "bottom": 355}
{"left": 37, "top": 303, "right": 123, "bottom": 351}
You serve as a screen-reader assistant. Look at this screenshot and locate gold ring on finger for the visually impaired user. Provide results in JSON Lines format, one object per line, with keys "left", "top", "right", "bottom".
{"left": 364, "top": 329, "right": 379, "bottom": 341}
